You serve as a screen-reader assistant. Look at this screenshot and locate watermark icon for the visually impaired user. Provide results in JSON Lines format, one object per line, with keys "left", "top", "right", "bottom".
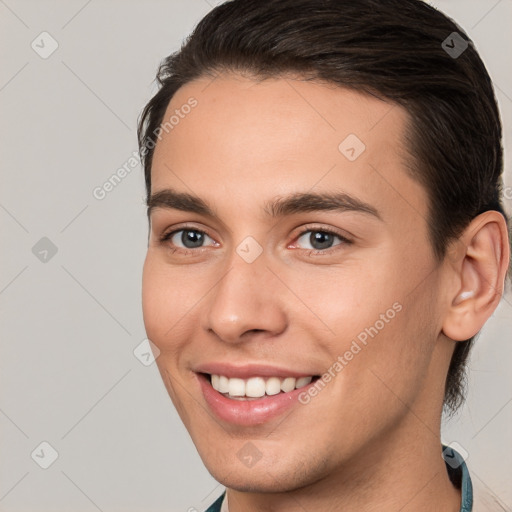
{"left": 237, "top": 441, "right": 263, "bottom": 468}
{"left": 31, "top": 31, "right": 59, "bottom": 59}
{"left": 236, "top": 236, "right": 263, "bottom": 263}
{"left": 442, "top": 441, "right": 469, "bottom": 469}
{"left": 133, "top": 338, "right": 161, "bottom": 366}
{"left": 441, "top": 32, "right": 468, "bottom": 59}
{"left": 32, "top": 237, "right": 58, "bottom": 263}
{"left": 31, "top": 441, "right": 59, "bottom": 469}
{"left": 299, "top": 301, "right": 403, "bottom": 404}
{"left": 338, "top": 133, "right": 366, "bottom": 161}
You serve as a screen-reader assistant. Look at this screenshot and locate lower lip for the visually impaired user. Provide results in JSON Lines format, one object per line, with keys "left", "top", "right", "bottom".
{"left": 197, "top": 373, "right": 317, "bottom": 426}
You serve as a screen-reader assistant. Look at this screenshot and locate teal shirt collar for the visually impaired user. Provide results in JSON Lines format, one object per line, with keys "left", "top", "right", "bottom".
{"left": 443, "top": 444, "right": 473, "bottom": 512}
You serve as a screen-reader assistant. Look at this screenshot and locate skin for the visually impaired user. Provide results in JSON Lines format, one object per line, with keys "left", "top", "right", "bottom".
{"left": 142, "top": 72, "right": 509, "bottom": 511}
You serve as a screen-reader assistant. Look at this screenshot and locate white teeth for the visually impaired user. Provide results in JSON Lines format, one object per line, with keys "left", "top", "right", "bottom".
{"left": 265, "top": 377, "right": 282, "bottom": 396}
{"left": 281, "top": 377, "right": 296, "bottom": 393}
{"left": 245, "top": 377, "right": 266, "bottom": 397}
{"left": 295, "top": 376, "right": 313, "bottom": 388}
{"left": 209, "top": 374, "right": 315, "bottom": 397}
{"left": 218, "top": 375, "right": 230, "bottom": 393}
{"left": 228, "top": 378, "right": 246, "bottom": 397}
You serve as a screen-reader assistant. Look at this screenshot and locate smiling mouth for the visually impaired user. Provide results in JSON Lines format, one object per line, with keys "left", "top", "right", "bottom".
{"left": 202, "top": 373, "right": 321, "bottom": 400}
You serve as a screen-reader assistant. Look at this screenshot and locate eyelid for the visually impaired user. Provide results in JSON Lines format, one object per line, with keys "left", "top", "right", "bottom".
{"left": 293, "top": 221, "right": 352, "bottom": 238}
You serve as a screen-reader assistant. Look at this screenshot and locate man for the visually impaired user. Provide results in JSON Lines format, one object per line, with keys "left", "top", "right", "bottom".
{"left": 138, "top": 0, "right": 510, "bottom": 510}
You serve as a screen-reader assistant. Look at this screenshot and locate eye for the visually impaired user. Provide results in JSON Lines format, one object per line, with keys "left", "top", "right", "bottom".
{"left": 294, "top": 227, "right": 351, "bottom": 252}
{"left": 160, "top": 227, "right": 216, "bottom": 251}
{"left": 158, "top": 225, "right": 352, "bottom": 256}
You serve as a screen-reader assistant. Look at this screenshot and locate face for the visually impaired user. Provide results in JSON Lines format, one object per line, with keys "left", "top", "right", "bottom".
{"left": 142, "top": 73, "right": 452, "bottom": 491}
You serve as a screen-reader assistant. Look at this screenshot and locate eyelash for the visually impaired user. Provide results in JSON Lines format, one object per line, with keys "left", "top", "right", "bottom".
{"left": 159, "top": 223, "right": 353, "bottom": 257}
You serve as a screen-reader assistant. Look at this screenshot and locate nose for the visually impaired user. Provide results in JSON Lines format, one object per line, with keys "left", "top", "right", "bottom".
{"left": 202, "top": 251, "right": 288, "bottom": 345}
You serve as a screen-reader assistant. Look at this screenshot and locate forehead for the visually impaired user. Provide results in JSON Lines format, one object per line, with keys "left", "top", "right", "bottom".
{"left": 151, "top": 73, "right": 428, "bottom": 226}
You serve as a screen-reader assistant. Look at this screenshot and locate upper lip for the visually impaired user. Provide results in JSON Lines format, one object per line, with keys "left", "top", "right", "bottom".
{"left": 195, "top": 362, "right": 318, "bottom": 379}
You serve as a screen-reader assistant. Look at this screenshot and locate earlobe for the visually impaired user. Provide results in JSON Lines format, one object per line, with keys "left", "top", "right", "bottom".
{"left": 442, "top": 211, "right": 510, "bottom": 342}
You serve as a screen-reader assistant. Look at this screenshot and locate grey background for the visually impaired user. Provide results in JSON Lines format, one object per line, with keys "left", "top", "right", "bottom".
{"left": 0, "top": 1, "right": 511, "bottom": 511}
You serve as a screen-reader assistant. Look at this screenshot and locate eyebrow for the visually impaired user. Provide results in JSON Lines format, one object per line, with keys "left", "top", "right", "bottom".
{"left": 147, "top": 188, "right": 382, "bottom": 221}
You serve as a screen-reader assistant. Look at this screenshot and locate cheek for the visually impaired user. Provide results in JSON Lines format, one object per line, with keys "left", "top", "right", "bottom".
{"left": 142, "top": 256, "right": 198, "bottom": 415}
{"left": 290, "top": 261, "right": 396, "bottom": 343}
{"left": 338, "top": 279, "right": 439, "bottom": 415}
{"left": 141, "top": 255, "right": 163, "bottom": 340}
{"left": 141, "top": 254, "right": 188, "bottom": 351}
{"left": 296, "top": 256, "right": 435, "bottom": 399}
{"left": 142, "top": 253, "right": 218, "bottom": 361}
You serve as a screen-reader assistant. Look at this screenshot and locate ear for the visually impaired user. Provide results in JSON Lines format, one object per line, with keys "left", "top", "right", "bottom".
{"left": 442, "top": 211, "right": 510, "bottom": 341}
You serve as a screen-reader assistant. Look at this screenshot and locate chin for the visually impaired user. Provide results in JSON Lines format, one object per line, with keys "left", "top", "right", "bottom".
{"left": 208, "top": 470, "right": 296, "bottom": 493}
{"left": 203, "top": 454, "right": 322, "bottom": 494}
